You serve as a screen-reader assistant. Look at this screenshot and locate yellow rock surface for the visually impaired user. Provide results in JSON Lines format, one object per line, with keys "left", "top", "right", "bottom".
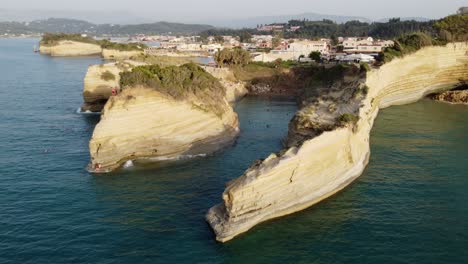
{"left": 39, "top": 40, "right": 102, "bottom": 56}
{"left": 88, "top": 87, "right": 239, "bottom": 172}
{"left": 203, "top": 67, "right": 248, "bottom": 103}
{"left": 207, "top": 42, "right": 468, "bottom": 242}
{"left": 81, "top": 61, "right": 147, "bottom": 112}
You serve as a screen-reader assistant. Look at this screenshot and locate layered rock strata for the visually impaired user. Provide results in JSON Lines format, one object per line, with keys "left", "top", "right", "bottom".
{"left": 207, "top": 43, "right": 468, "bottom": 242}
{"left": 81, "top": 61, "right": 147, "bottom": 112}
{"left": 88, "top": 70, "right": 241, "bottom": 172}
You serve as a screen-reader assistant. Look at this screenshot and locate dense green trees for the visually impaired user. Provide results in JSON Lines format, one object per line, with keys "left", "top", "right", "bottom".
{"left": 434, "top": 14, "right": 468, "bottom": 41}
{"left": 309, "top": 51, "right": 321, "bottom": 62}
{"left": 201, "top": 18, "right": 438, "bottom": 40}
{"left": 214, "top": 48, "right": 251, "bottom": 66}
{"left": 377, "top": 32, "right": 434, "bottom": 63}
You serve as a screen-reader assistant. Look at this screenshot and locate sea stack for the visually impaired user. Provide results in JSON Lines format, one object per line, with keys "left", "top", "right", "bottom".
{"left": 88, "top": 63, "right": 243, "bottom": 172}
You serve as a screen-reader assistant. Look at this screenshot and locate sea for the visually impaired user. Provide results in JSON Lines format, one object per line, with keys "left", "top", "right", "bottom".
{"left": 0, "top": 38, "right": 467, "bottom": 263}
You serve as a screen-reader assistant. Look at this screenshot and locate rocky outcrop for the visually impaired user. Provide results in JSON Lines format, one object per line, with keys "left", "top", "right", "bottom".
{"left": 81, "top": 61, "right": 147, "bottom": 112}
{"left": 203, "top": 67, "right": 248, "bottom": 103}
{"left": 88, "top": 87, "right": 239, "bottom": 172}
{"left": 207, "top": 43, "right": 468, "bottom": 242}
{"left": 39, "top": 41, "right": 102, "bottom": 56}
{"left": 430, "top": 88, "right": 468, "bottom": 104}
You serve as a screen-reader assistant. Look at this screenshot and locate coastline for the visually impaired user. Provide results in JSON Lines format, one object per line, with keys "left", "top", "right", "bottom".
{"left": 207, "top": 42, "right": 468, "bottom": 242}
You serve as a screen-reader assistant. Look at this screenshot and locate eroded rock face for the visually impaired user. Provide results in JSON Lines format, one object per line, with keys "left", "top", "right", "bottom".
{"left": 81, "top": 61, "right": 147, "bottom": 112}
{"left": 207, "top": 42, "right": 468, "bottom": 242}
{"left": 203, "top": 67, "right": 248, "bottom": 103}
{"left": 88, "top": 87, "right": 240, "bottom": 172}
{"left": 81, "top": 63, "right": 121, "bottom": 112}
{"left": 39, "top": 41, "right": 102, "bottom": 56}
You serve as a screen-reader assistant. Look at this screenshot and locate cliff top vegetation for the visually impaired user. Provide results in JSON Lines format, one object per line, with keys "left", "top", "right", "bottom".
{"left": 40, "top": 33, "right": 147, "bottom": 51}
{"left": 119, "top": 63, "right": 226, "bottom": 116}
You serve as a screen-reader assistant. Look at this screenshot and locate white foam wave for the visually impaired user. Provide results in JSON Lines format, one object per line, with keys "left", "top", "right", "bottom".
{"left": 76, "top": 107, "right": 101, "bottom": 115}
{"left": 123, "top": 160, "right": 134, "bottom": 168}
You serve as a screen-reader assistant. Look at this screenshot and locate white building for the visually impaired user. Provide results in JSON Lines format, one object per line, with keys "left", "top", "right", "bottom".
{"left": 284, "top": 40, "right": 330, "bottom": 58}
{"left": 342, "top": 37, "right": 394, "bottom": 54}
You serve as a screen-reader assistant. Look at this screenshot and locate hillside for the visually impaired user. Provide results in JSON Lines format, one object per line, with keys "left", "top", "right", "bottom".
{"left": 0, "top": 18, "right": 215, "bottom": 36}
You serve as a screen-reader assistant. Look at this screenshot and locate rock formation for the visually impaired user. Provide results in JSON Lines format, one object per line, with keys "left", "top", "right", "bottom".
{"left": 88, "top": 65, "right": 243, "bottom": 172}
{"left": 39, "top": 40, "right": 102, "bottom": 56}
{"left": 207, "top": 42, "right": 468, "bottom": 242}
{"left": 81, "top": 61, "right": 147, "bottom": 112}
{"left": 203, "top": 66, "right": 248, "bottom": 103}
{"left": 430, "top": 88, "right": 468, "bottom": 104}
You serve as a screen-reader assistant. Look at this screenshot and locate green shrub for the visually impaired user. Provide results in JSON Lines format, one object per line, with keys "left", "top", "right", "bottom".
{"left": 99, "top": 39, "right": 147, "bottom": 51}
{"left": 377, "top": 32, "right": 434, "bottom": 63}
{"left": 434, "top": 14, "right": 468, "bottom": 41}
{"left": 40, "top": 33, "right": 99, "bottom": 46}
{"left": 359, "top": 62, "right": 371, "bottom": 72}
{"left": 215, "top": 47, "right": 251, "bottom": 66}
{"left": 308, "top": 51, "right": 321, "bottom": 63}
{"left": 119, "top": 63, "right": 226, "bottom": 116}
{"left": 338, "top": 113, "right": 359, "bottom": 124}
{"left": 101, "top": 71, "right": 116, "bottom": 81}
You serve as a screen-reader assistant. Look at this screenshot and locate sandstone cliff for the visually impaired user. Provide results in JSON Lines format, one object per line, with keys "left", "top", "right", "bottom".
{"left": 88, "top": 87, "right": 239, "bottom": 172}
{"left": 207, "top": 43, "right": 468, "bottom": 242}
{"left": 81, "top": 61, "right": 147, "bottom": 112}
{"left": 88, "top": 64, "right": 242, "bottom": 172}
{"left": 203, "top": 67, "right": 248, "bottom": 103}
{"left": 39, "top": 40, "right": 102, "bottom": 57}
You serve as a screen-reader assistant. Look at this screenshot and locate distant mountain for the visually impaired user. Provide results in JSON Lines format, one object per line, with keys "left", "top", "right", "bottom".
{"left": 0, "top": 9, "right": 150, "bottom": 24}
{"left": 197, "top": 12, "right": 371, "bottom": 28}
{"left": 0, "top": 18, "right": 215, "bottom": 36}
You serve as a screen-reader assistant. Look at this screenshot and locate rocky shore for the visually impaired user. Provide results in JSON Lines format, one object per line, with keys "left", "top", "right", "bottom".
{"left": 206, "top": 42, "right": 468, "bottom": 242}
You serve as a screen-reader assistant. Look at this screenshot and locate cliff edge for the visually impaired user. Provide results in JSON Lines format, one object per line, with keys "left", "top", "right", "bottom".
{"left": 207, "top": 42, "right": 468, "bottom": 242}
{"left": 88, "top": 64, "right": 241, "bottom": 172}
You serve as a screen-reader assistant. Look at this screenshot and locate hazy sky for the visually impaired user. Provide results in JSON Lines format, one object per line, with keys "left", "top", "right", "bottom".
{"left": 3, "top": 0, "right": 468, "bottom": 21}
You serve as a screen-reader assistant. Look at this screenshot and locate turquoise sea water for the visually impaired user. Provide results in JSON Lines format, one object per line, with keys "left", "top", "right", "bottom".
{"left": 0, "top": 39, "right": 467, "bottom": 263}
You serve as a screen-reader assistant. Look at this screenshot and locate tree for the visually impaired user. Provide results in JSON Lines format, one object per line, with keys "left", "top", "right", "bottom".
{"left": 214, "top": 35, "right": 224, "bottom": 43}
{"left": 309, "top": 51, "right": 321, "bottom": 63}
{"left": 214, "top": 48, "right": 251, "bottom": 66}
{"left": 239, "top": 31, "right": 252, "bottom": 43}
{"left": 434, "top": 14, "right": 468, "bottom": 41}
